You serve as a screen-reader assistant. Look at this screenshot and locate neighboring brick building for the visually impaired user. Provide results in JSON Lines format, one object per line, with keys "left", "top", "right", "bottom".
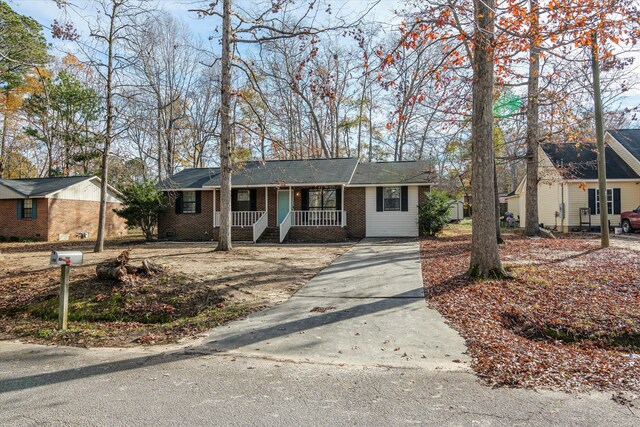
{"left": 158, "top": 159, "right": 434, "bottom": 242}
{"left": 0, "top": 176, "right": 126, "bottom": 242}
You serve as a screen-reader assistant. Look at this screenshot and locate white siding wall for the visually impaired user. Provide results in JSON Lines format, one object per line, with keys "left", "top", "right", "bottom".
{"left": 0, "top": 184, "right": 23, "bottom": 199}
{"left": 49, "top": 179, "right": 121, "bottom": 203}
{"left": 365, "top": 186, "right": 419, "bottom": 237}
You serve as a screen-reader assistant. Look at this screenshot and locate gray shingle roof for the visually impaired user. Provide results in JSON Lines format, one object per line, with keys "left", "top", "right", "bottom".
{"left": 0, "top": 176, "right": 93, "bottom": 197}
{"left": 158, "top": 168, "right": 220, "bottom": 190}
{"left": 541, "top": 143, "right": 640, "bottom": 180}
{"left": 608, "top": 129, "right": 640, "bottom": 162}
{"left": 350, "top": 161, "right": 435, "bottom": 185}
{"left": 205, "top": 158, "right": 359, "bottom": 187}
{"left": 158, "top": 158, "right": 435, "bottom": 190}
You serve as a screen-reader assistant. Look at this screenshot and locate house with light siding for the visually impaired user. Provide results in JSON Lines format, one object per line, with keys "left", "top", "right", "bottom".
{"left": 507, "top": 129, "right": 640, "bottom": 233}
{"left": 0, "top": 176, "right": 126, "bottom": 241}
{"left": 157, "top": 159, "right": 434, "bottom": 242}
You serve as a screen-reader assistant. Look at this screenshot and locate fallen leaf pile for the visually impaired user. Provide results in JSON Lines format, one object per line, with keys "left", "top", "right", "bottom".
{"left": 421, "top": 231, "right": 640, "bottom": 392}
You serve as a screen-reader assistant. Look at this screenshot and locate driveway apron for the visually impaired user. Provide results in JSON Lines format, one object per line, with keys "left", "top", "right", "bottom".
{"left": 201, "top": 238, "right": 469, "bottom": 369}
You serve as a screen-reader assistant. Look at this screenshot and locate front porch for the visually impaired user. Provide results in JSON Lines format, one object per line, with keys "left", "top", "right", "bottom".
{"left": 210, "top": 186, "right": 347, "bottom": 243}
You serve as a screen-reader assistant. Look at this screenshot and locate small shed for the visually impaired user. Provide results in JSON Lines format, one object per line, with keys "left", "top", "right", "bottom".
{"left": 448, "top": 197, "right": 465, "bottom": 221}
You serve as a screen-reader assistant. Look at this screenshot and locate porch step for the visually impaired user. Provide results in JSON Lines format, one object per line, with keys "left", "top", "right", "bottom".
{"left": 257, "top": 227, "right": 282, "bottom": 243}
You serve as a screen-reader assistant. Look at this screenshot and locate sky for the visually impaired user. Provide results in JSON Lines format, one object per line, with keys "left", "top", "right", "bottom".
{"left": 11, "top": 0, "right": 398, "bottom": 44}
{"left": 8, "top": 0, "right": 640, "bottom": 112}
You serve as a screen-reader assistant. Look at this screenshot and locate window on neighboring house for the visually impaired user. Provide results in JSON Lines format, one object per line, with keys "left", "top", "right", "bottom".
{"left": 595, "top": 188, "right": 613, "bottom": 215}
{"left": 308, "top": 189, "right": 337, "bottom": 210}
{"left": 383, "top": 187, "right": 401, "bottom": 211}
{"left": 22, "top": 199, "right": 33, "bottom": 218}
{"left": 236, "top": 190, "right": 251, "bottom": 211}
{"left": 182, "top": 191, "right": 197, "bottom": 214}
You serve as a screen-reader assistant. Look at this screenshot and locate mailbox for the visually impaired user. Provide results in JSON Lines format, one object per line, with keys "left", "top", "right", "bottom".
{"left": 50, "top": 250, "right": 84, "bottom": 266}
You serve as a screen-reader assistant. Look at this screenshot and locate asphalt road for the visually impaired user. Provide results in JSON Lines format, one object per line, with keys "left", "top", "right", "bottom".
{"left": 0, "top": 342, "right": 637, "bottom": 426}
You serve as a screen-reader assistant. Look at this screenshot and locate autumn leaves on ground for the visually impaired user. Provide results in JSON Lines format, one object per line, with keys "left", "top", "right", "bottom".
{"left": 422, "top": 223, "right": 640, "bottom": 393}
{"left": 0, "top": 242, "right": 348, "bottom": 347}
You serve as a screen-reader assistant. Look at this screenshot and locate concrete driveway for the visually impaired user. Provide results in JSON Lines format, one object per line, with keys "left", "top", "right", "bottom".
{"left": 201, "top": 238, "right": 469, "bottom": 369}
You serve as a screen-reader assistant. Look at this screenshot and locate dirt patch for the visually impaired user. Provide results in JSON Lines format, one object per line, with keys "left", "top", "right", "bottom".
{"left": 421, "top": 224, "right": 640, "bottom": 392}
{"left": 0, "top": 242, "right": 350, "bottom": 347}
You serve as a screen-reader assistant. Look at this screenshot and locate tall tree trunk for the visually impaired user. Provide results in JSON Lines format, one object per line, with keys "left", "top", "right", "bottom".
{"left": 368, "top": 86, "right": 373, "bottom": 162}
{"left": 468, "top": 0, "right": 505, "bottom": 278}
{"left": 525, "top": 0, "right": 540, "bottom": 236}
{"left": 0, "top": 91, "right": 8, "bottom": 178}
{"left": 94, "top": 0, "right": 118, "bottom": 253}
{"left": 591, "top": 33, "right": 609, "bottom": 248}
{"left": 217, "top": 0, "right": 233, "bottom": 251}
{"left": 495, "top": 161, "right": 503, "bottom": 244}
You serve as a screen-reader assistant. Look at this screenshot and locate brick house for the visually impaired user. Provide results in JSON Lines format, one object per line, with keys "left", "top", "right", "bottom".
{"left": 0, "top": 176, "right": 127, "bottom": 241}
{"left": 158, "top": 159, "right": 434, "bottom": 242}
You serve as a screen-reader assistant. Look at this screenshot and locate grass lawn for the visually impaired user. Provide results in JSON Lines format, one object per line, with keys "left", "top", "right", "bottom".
{"left": 421, "top": 222, "right": 640, "bottom": 392}
{"left": 0, "top": 241, "right": 350, "bottom": 347}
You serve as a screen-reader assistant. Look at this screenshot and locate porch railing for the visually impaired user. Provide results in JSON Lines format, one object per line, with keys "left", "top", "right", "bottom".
{"left": 252, "top": 212, "right": 268, "bottom": 243}
{"left": 214, "top": 211, "right": 266, "bottom": 228}
{"left": 279, "top": 211, "right": 292, "bottom": 243}
{"left": 292, "top": 210, "right": 346, "bottom": 227}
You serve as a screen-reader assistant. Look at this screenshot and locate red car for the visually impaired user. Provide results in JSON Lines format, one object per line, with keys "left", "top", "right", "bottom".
{"left": 621, "top": 206, "right": 640, "bottom": 233}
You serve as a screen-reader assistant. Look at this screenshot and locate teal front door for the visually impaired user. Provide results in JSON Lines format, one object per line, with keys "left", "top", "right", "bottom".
{"left": 277, "top": 191, "right": 290, "bottom": 224}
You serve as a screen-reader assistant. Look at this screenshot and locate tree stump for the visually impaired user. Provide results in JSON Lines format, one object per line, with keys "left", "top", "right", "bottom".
{"left": 96, "top": 250, "right": 163, "bottom": 282}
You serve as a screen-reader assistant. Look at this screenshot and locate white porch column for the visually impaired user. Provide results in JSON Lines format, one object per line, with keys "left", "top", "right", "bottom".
{"left": 341, "top": 184, "right": 345, "bottom": 227}
{"left": 289, "top": 186, "right": 292, "bottom": 212}
{"left": 265, "top": 187, "right": 268, "bottom": 216}
{"left": 213, "top": 188, "right": 217, "bottom": 227}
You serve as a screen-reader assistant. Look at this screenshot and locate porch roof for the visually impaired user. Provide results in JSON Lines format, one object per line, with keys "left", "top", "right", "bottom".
{"left": 203, "top": 158, "right": 359, "bottom": 187}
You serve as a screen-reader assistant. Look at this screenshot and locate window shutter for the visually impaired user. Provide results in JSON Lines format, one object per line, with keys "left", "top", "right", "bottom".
{"left": 250, "top": 189, "right": 257, "bottom": 211}
{"left": 588, "top": 189, "right": 596, "bottom": 215}
{"left": 31, "top": 199, "right": 37, "bottom": 219}
{"left": 175, "top": 192, "right": 183, "bottom": 214}
{"left": 376, "top": 187, "right": 383, "bottom": 212}
{"left": 16, "top": 200, "right": 22, "bottom": 219}
{"left": 195, "top": 191, "right": 202, "bottom": 214}
{"left": 613, "top": 188, "right": 621, "bottom": 215}
{"left": 401, "top": 186, "right": 409, "bottom": 212}
{"left": 335, "top": 188, "right": 342, "bottom": 211}
{"left": 301, "top": 189, "right": 309, "bottom": 211}
{"left": 231, "top": 189, "right": 238, "bottom": 211}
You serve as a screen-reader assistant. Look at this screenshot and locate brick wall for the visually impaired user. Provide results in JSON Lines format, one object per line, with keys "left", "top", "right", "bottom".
{"left": 0, "top": 198, "right": 127, "bottom": 242}
{"left": 0, "top": 199, "right": 49, "bottom": 240}
{"left": 158, "top": 191, "right": 215, "bottom": 240}
{"left": 47, "top": 199, "right": 127, "bottom": 241}
{"left": 344, "top": 187, "right": 366, "bottom": 238}
{"left": 288, "top": 226, "right": 349, "bottom": 242}
{"left": 417, "top": 185, "right": 431, "bottom": 206}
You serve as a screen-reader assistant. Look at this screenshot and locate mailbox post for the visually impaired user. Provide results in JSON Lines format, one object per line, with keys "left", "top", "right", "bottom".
{"left": 59, "top": 263, "right": 70, "bottom": 330}
{"left": 50, "top": 251, "right": 84, "bottom": 331}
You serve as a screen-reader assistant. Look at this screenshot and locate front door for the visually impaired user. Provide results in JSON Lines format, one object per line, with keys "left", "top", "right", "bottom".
{"left": 277, "top": 190, "right": 290, "bottom": 224}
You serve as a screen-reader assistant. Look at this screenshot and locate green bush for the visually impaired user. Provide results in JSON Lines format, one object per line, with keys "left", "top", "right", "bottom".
{"left": 114, "top": 180, "right": 165, "bottom": 241}
{"left": 418, "top": 191, "right": 454, "bottom": 236}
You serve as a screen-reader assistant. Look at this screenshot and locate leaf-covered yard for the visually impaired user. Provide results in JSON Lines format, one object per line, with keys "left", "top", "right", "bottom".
{"left": 421, "top": 225, "right": 640, "bottom": 392}
{"left": 0, "top": 242, "right": 349, "bottom": 347}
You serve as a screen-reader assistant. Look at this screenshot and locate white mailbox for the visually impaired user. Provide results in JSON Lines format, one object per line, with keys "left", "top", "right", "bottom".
{"left": 50, "top": 250, "right": 84, "bottom": 266}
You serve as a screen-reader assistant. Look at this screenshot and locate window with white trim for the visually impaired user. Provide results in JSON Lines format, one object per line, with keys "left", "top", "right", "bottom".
{"left": 383, "top": 187, "right": 401, "bottom": 211}
{"left": 595, "top": 188, "right": 613, "bottom": 215}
